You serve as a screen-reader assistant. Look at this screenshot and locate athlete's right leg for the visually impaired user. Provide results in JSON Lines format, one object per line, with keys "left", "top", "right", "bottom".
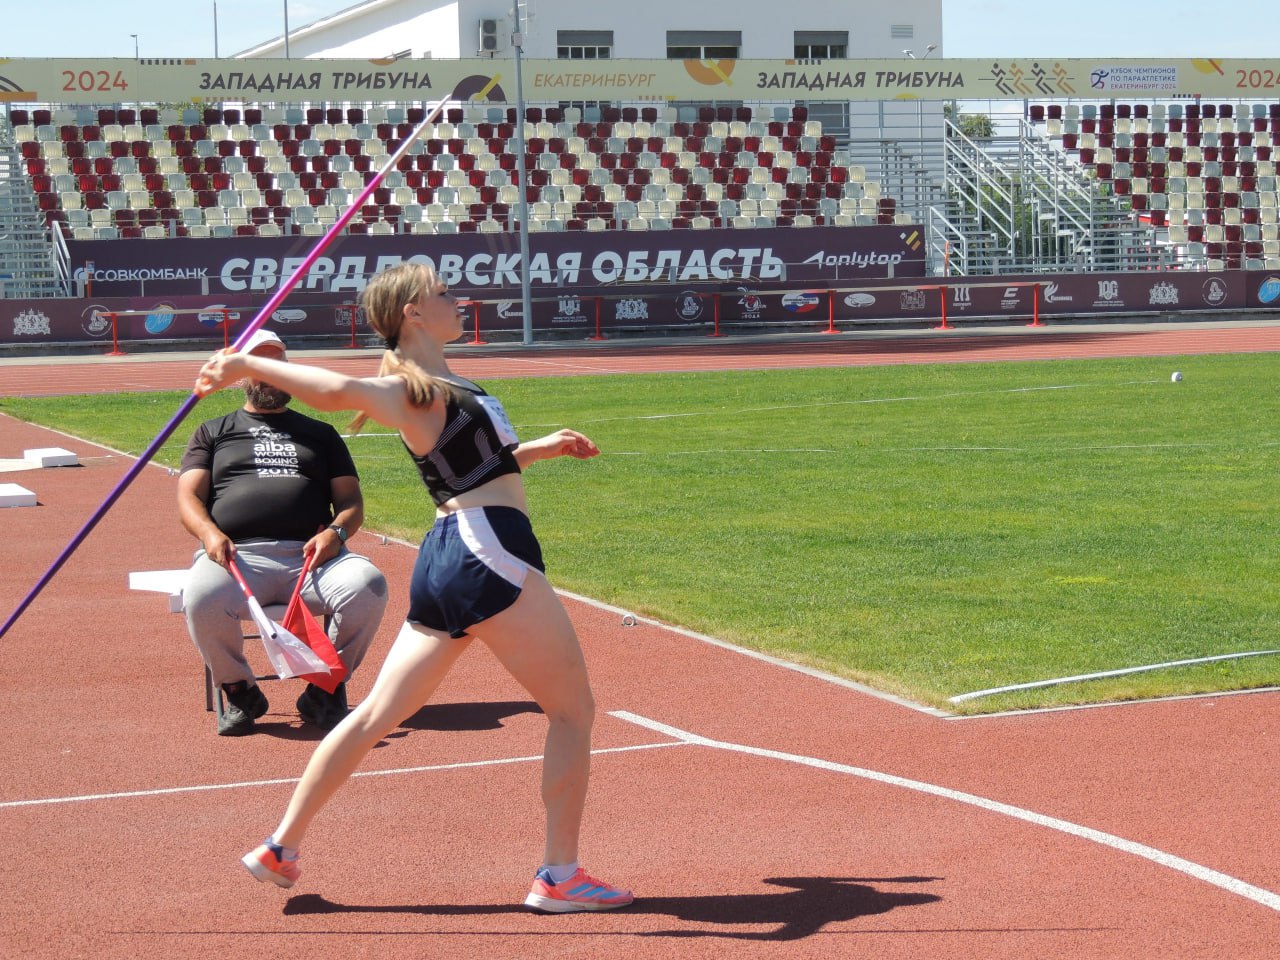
{"left": 268, "top": 621, "right": 470, "bottom": 850}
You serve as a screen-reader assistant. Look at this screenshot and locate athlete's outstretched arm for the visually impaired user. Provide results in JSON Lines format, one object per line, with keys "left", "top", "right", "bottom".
{"left": 197, "top": 352, "right": 418, "bottom": 431}
{"left": 513, "top": 429, "right": 599, "bottom": 469}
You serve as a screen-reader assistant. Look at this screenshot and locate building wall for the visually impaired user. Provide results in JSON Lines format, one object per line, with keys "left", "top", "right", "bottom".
{"left": 237, "top": 0, "right": 943, "bottom": 61}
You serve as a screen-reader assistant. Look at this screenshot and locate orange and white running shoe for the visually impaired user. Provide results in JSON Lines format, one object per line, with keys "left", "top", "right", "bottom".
{"left": 523, "top": 866, "right": 634, "bottom": 913}
{"left": 241, "top": 840, "right": 301, "bottom": 889}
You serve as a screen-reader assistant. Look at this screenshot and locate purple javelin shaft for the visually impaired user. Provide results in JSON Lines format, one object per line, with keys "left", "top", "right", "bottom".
{"left": 0, "top": 95, "right": 452, "bottom": 641}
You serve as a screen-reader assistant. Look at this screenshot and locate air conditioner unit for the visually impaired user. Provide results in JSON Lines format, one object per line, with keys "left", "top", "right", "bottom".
{"left": 479, "top": 18, "right": 499, "bottom": 53}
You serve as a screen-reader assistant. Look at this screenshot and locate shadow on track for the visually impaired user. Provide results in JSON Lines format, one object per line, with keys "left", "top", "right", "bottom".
{"left": 284, "top": 875, "right": 943, "bottom": 940}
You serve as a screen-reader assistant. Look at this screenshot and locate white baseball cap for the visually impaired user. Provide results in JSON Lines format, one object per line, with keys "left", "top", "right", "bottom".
{"left": 240, "top": 328, "right": 286, "bottom": 355}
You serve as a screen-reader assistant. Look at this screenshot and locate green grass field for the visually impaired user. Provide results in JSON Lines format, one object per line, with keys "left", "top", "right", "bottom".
{"left": 4, "top": 351, "right": 1279, "bottom": 714}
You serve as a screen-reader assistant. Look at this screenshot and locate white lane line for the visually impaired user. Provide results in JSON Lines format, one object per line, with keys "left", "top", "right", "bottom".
{"left": 611, "top": 710, "right": 1280, "bottom": 914}
{"left": 0, "top": 740, "right": 686, "bottom": 810}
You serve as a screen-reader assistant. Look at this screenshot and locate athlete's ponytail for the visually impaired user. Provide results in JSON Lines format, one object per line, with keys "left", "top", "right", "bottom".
{"left": 349, "top": 261, "right": 443, "bottom": 433}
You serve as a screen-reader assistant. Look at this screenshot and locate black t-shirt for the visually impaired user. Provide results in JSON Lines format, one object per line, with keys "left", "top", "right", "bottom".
{"left": 180, "top": 408, "right": 358, "bottom": 543}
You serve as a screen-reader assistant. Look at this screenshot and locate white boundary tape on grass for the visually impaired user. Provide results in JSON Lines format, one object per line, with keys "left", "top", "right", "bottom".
{"left": 949, "top": 649, "right": 1280, "bottom": 704}
{"left": 559, "top": 589, "right": 951, "bottom": 718}
{"left": 612, "top": 710, "right": 1280, "bottom": 915}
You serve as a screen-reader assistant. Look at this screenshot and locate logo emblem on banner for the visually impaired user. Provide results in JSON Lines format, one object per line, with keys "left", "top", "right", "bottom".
{"left": 781, "top": 292, "right": 821, "bottom": 313}
{"left": 144, "top": 304, "right": 176, "bottom": 334}
{"left": 197, "top": 305, "right": 239, "bottom": 327}
{"left": 737, "top": 287, "right": 763, "bottom": 318}
{"left": 1258, "top": 276, "right": 1280, "bottom": 305}
{"left": 683, "top": 59, "right": 736, "bottom": 87}
{"left": 333, "top": 304, "right": 364, "bottom": 326}
{"left": 1043, "top": 282, "right": 1072, "bottom": 304}
{"left": 81, "top": 304, "right": 111, "bottom": 338}
{"left": 1201, "top": 278, "right": 1228, "bottom": 306}
{"left": 615, "top": 298, "right": 648, "bottom": 321}
{"left": 901, "top": 289, "right": 927, "bottom": 311}
{"left": 1097, "top": 280, "right": 1120, "bottom": 302}
{"left": 845, "top": 293, "right": 876, "bottom": 308}
{"left": 14, "top": 309, "right": 52, "bottom": 337}
{"left": 555, "top": 296, "right": 585, "bottom": 323}
{"left": 1149, "top": 281, "right": 1179, "bottom": 306}
{"left": 674, "top": 292, "right": 704, "bottom": 320}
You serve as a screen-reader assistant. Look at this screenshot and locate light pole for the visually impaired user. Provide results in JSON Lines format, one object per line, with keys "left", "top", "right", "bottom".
{"left": 512, "top": 0, "right": 533, "bottom": 345}
{"left": 213, "top": 3, "right": 219, "bottom": 58}
{"left": 131, "top": 34, "right": 139, "bottom": 59}
{"left": 283, "top": 1, "right": 290, "bottom": 58}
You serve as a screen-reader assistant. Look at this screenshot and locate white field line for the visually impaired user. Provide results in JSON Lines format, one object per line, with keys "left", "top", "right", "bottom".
{"left": 611, "top": 710, "right": 1280, "bottom": 915}
{"left": 950, "top": 650, "right": 1280, "bottom": 703}
{"left": 0, "top": 740, "right": 686, "bottom": 810}
{"left": 948, "top": 686, "right": 1280, "bottom": 720}
{"left": 559, "top": 589, "right": 950, "bottom": 717}
{"left": 514, "top": 380, "right": 1173, "bottom": 430}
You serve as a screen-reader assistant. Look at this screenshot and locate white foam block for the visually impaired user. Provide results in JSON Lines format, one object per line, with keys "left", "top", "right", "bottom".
{"left": 23, "top": 447, "right": 79, "bottom": 468}
{"left": 128, "top": 569, "right": 189, "bottom": 614}
{"left": 0, "top": 483, "right": 37, "bottom": 508}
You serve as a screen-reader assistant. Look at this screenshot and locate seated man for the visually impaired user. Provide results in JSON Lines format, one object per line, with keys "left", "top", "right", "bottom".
{"left": 178, "top": 328, "right": 389, "bottom": 736}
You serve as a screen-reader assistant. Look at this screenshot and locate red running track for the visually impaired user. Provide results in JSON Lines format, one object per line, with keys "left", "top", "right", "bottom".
{"left": 1, "top": 323, "right": 1278, "bottom": 958}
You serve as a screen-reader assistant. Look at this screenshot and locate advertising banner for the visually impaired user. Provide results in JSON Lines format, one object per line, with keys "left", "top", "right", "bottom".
{"left": 0, "top": 270, "right": 1269, "bottom": 348}
{"left": 3, "top": 57, "right": 1280, "bottom": 106}
{"left": 67, "top": 225, "right": 927, "bottom": 299}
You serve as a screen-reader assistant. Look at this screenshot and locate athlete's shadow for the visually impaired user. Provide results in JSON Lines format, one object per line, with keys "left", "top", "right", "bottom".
{"left": 632, "top": 876, "right": 942, "bottom": 940}
{"left": 284, "top": 875, "right": 942, "bottom": 940}
{"left": 374, "top": 699, "right": 543, "bottom": 747}
{"left": 254, "top": 700, "right": 542, "bottom": 744}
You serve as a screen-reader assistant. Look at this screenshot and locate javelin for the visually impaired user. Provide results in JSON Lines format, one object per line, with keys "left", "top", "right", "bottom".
{"left": 0, "top": 92, "right": 455, "bottom": 641}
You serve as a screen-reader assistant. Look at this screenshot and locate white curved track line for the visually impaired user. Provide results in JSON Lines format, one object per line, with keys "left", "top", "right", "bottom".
{"left": 611, "top": 710, "right": 1280, "bottom": 915}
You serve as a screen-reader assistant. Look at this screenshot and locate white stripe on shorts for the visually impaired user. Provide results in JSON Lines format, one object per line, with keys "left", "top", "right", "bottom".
{"left": 455, "top": 509, "right": 532, "bottom": 589}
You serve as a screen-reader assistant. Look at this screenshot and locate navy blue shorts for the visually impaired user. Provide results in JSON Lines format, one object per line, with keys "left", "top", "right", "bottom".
{"left": 407, "top": 506, "right": 545, "bottom": 638}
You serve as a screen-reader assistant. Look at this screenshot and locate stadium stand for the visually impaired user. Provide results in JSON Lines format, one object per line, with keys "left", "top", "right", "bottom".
{"left": 1028, "top": 101, "right": 1280, "bottom": 270}
{"left": 7, "top": 103, "right": 904, "bottom": 240}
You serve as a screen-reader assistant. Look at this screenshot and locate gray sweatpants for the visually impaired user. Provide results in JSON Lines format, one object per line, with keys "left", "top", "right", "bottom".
{"left": 184, "top": 540, "right": 389, "bottom": 688}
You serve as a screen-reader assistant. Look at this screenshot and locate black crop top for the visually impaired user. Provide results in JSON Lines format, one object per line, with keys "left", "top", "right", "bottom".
{"left": 405, "top": 379, "right": 522, "bottom": 506}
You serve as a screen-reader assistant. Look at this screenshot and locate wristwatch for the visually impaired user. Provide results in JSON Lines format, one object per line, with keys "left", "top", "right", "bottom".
{"left": 328, "top": 524, "right": 348, "bottom": 544}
